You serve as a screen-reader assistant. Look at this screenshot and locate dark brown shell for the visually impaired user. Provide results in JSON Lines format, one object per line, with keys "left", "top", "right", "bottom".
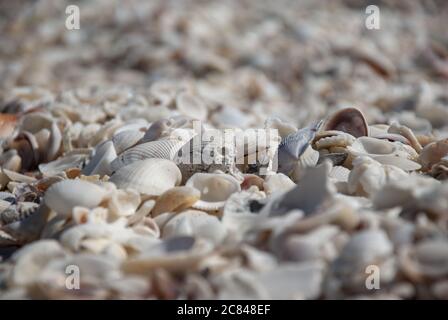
{"left": 324, "top": 107, "right": 368, "bottom": 138}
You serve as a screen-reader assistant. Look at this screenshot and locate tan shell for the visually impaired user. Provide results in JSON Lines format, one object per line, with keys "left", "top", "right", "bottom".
{"left": 314, "top": 131, "right": 356, "bottom": 150}
{"left": 44, "top": 179, "right": 107, "bottom": 217}
{"left": 324, "top": 107, "right": 369, "bottom": 138}
{"left": 151, "top": 186, "right": 201, "bottom": 217}
{"left": 418, "top": 138, "right": 448, "bottom": 171}
{"left": 186, "top": 173, "right": 241, "bottom": 211}
{"left": 109, "top": 158, "right": 182, "bottom": 196}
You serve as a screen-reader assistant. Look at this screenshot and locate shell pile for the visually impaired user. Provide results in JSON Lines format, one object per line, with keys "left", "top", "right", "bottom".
{"left": 1, "top": 1, "right": 448, "bottom": 300}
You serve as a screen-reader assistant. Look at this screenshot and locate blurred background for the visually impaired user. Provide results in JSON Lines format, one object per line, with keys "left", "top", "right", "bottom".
{"left": 0, "top": 0, "right": 447, "bottom": 126}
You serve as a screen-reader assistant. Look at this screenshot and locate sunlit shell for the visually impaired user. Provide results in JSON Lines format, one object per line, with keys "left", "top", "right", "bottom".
{"left": 186, "top": 173, "right": 241, "bottom": 211}
{"left": 151, "top": 186, "right": 201, "bottom": 217}
{"left": 44, "top": 179, "right": 107, "bottom": 217}
{"left": 109, "top": 158, "right": 182, "bottom": 196}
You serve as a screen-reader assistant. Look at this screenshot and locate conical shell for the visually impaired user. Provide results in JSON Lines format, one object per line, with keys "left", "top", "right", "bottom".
{"left": 109, "top": 158, "right": 182, "bottom": 196}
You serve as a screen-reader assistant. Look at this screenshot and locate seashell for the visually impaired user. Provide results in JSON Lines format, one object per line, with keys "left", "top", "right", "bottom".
{"left": 399, "top": 239, "right": 448, "bottom": 281}
{"left": 8, "top": 240, "right": 67, "bottom": 287}
{"left": 44, "top": 179, "right": 107, "bottom": 217}
{"left": 107, "top": 188, "right": 141, "bottom": 218}
{"left": 110, "top": 137, "right": 192, "bottom": 172}
{"left": 8, "top": 131, "right": 40, "bottom": 170}
{"left": 122, "top": 236, "right": 214, "bottom": 274}
{"left": 186, "top": 173, "right": 241, "bottom": 211}
{"left": 290, "top": 145, "right": 320, "bottom": 182}
{"left": 162, "top": 210, "right": 227, "bottom": 244}
{"left": 418, "top": 138, "right": 448, "bottom": 171}
{"left": 314, "top": 130, "right": 356, "bottom": 150}
{"left": 111, "top": 129, "right": 144, "bottom": 155}
{"left": 255, "top": 261, "right": 324, "bottom": 299}
{"left": 82, "top": 140, "right": 117, "bottom": 176}
{"left": 211, "top": 106, "right": 254, "bottom": 128}
{"left": 109, "top": 158, "right": 182, "bottom": 196}
{"left": 348, "top": 136, "right": 421, "bottom": 171}
{"left": 0, "top": 149, "right": 22, "bottom": 172}
{"left": 388, "top": 122, "right": 422, "bottom": 153}
{"left": 0, "top": 202, "right": 39, "bottom": 226}
{"left": 326, "top": 229, "right": 394, "bottom": 296}
{"left": 261, "top": 161, "right": 335, "bottom": 216}
{"left": 45, "top": 121, "right": 62, "bottom": 162}
{"left": 175, "top": 92, "right": 208, "bottom": 121}
{"left": 348, "top": 156, "right": 408, "bottom": 197}
{"left": 241, "top": 174, "right": 265, "bottom": 190}
{"left": 151, "top": 186, "right": 200, "bottom": 217}
{"left": 140, "top": 116, "right": 194, "bottom": 144}
{"left": 329, "top": 165, "right": 350, "bottom": 182}
{"left": 2, "top": 168, "right": 36, "bottom": 184}
{"left": 39, "top": 151, "right": 88, "bottom": 177}
{"left": 263, "top": 173, "right": 295, "bottom": 195}
{"left": 324, "top": 107, "right": 368, "bottom": 138}
{"left": 0, "top": 113, "right": 18, "bottom": 138}
{"left": 276, "top": 121, "right": 322, "bottom": 175}
{"left": 430, "top": 155, "right": 448, "bottom": 180}
{"left": 265, "top": 117, "right": 298, "bottom": 139}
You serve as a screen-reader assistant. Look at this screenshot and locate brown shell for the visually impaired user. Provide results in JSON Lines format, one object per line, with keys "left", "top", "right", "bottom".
{"left": 324, "top": 107, "right": 368, "bottom": 138}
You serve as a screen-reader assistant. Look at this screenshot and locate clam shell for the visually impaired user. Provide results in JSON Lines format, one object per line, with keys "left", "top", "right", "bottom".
{"left": 44, "top": 180, "right": 107, "bottom": 217}
{"left": 109, "top": 158, "right": 182, "bottom": 196}
{"left": 162, "top": 210, "right": 227, "bottom": 244}
{"left": 152, "top": 186, "right": 200, "bottom": 217}
{"left": 82, "top": 140, "right": 117, "bottom": 176}
{"left": 110, "top": 138, "right": 189, "bottom": 172}
{"left": 112, "top": 129, "right": 144, "bottom": 155}
{"left": 324, "top": 107, "right": 369, "bottom": 138}
{"left": 186, "top": 173, "right": 241, "bottom": 211}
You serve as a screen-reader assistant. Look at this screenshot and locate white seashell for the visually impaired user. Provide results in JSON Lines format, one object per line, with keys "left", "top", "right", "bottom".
{"left": 110, "top": 137, "right": 191, "bottom": 172}
{"left": 186, "top": 173, "right": 241, "bottom": 211}
{"left": 255, "top": 261, "right": 324, "bottom": 299}
{"left": 39, "top": 151, "right": 88, "bottom": 176}
{"left": 175, "top": 92, "right": 208, "bottom": 120}
{"left": 265, "top": 117, "right": 298, "bottom": 139}
{"left": 348, "top": 136, "right": 421, "bottom": 171}
{"left": 109, "top": 158, "right": 182, "bottom": 196}
{"left": 107, "top": 188, "right": 141, "bottom": 218}
{"left": 263, "top": 173, "right": 295, "bottom": 195}
{"left": 82, "top": 140, "right": 117, "bottom": 176}
{"left": 44, "top": 179, "right": 107, "bottom": 217}
{"left": 314, "top": 130, "right": 356, "bottom": 150}
{"left": 1, "top": 168, "right": 36, "bottom": 183}
{"left": 111, "top": 129, "right": 145, "bottom": 155}
{"left": 162, "top": 210, "right": 227, "bottom": 244}
{"left": 329, "top": 165, "right": 350, "bottom": 182}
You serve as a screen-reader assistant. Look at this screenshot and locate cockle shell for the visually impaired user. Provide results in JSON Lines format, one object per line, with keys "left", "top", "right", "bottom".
{"left": 110, "top": 136, "right": 192, "bottom": 171}
{"left": 324, "top": 107, "right": 369, "bottom": 138}
{"left": 151, "top": 186, "right": 201, "bottom": 217}
{"left": 44, "top": 179, "right": 107, "bottom": 217}
{"left": 112, "top": 129, "right": 145, "bottom": 155}
{"left": 186, "top": 173, "right": 241, "bottom": 211}
{"left": 109, "top": 158, "right": 182, "bottom": 196}
{"left": 162, "top": 210, "right": 227, "bottom": 244}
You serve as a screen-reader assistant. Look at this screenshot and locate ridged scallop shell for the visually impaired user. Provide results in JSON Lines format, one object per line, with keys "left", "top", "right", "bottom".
{"left": 186, "top": 173, "right": 241, "bottom": 211}
{"left": 111, "top": 129, "right": 145, "bottom": 155}
{"left": 110, "top": 137, "right": 191, "bottom": 172}
{"left": 82, "top": 140, "right": 117, "bottom": 176}
{"left": 324, "top": 107, "right": 369, "bottom": 138}
{"left": 109, "top": 158, "right": 182, "bottom": 196}
{"left": 162, "top": 210, "right": 227, "bottom": 244}
{"left": 44, "top": 179, "right": 107, "bottom": 217}
{"left": 152, "top": 186, "right": 200, "bottom": 217}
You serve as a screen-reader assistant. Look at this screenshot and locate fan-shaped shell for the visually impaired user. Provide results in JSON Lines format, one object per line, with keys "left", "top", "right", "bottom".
{"left": 109, "top": 158, "right": 182, "bottom": 196}
{"left": 112, "top": 129, "right": 145, "bottom": 155}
